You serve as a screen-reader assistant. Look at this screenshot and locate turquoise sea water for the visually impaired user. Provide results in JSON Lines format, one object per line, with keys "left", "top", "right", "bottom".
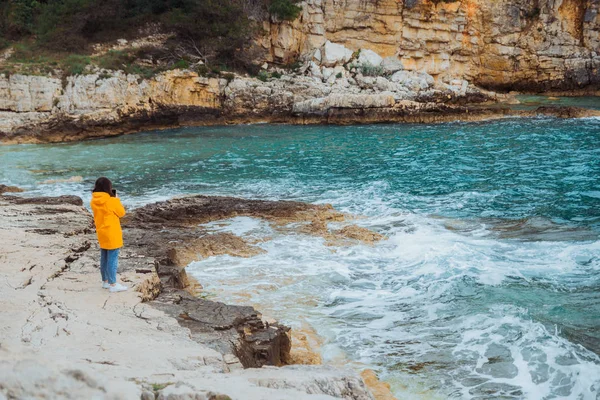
{"left": 1, "top": 117, "right": 600, "bottom": 399}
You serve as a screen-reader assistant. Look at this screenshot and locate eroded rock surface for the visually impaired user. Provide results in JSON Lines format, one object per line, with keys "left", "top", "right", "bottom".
{"left": 0, "top": 194, "right": 378, "bottom": 399}
{"left": 261, "top": 0, "right": 600, "bottom": 92}
{"left": 123, "top": 195, "right": 383, "bottom": 368}
{"left": 127, "top": 195, "right": 347, "bottom": 228}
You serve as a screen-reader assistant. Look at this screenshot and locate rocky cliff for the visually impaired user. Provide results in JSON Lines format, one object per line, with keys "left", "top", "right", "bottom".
{"left": 0, "top": 67, "right": 502, "bottom": 143}
{"left": 1, "top": 0, "right": 599, "bottom": 143}
{"left": 262, "top": 0, "right": 600, "bottom": 92}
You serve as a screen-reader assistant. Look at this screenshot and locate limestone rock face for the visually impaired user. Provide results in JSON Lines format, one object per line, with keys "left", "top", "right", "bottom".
{"left": 0, "top": 0, "right": 598, "bottom": 143}
{"left": 0, "top": 64, "right": 504, "bottom": 143}
{"left": 0, "top": 70, "right": 224, "bottom": 142}
{"left": 0, "top": 74, "right": 61, "bottom": 112}
{"left": 0, "top": 360, "right": 140, "bottom": 399}
{"left": 260, "top": 0, "right": 600, "bottom": 91}
{"left": 390, "top": 70, "right": 434, "bottom": 91}
{"left": 58, "top": 70, "right": 221, "bottom": 113}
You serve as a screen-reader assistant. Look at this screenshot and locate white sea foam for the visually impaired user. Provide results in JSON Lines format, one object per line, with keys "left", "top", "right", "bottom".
{"left": 203, "top": 216, "right": 271, "bottom": 237}
{"left": 187, "top": 209, "right": 600, "bottom": 399}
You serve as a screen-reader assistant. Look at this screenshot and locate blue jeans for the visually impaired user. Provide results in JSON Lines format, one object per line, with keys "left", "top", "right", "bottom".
{"left": 100, "top": 248, "right": 120, "bottom": 284}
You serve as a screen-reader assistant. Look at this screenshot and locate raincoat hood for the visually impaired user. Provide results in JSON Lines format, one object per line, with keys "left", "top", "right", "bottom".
{"left": 91, "top": 192, "right": 110, "bottom": 205}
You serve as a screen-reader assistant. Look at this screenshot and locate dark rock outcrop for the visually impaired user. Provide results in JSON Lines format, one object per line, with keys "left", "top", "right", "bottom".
{"left": 153, "top": 289, "right": 291, "bottom": 368}
{"left": 2, "top": 195, "right": 84, "bottom": 206}
{"left": 122, "top": 195, "right": 343, "bottom": 368}
{"left": 0, "top": 184, "right": 24, "bottom": 194}
{"left": 127, "top": 195, "right": 337, "bottom": 226}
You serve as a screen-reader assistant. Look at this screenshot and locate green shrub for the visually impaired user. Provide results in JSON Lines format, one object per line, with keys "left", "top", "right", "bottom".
{"left": 173, "top": 59, "right": 189, "bottom": 70}
{"left": 222, "top": 72, "right": 235, "bottom": 82}
{"left": 271, "top": 71, "right": 282, "bottom": 79}
{"left": 0, "top": 0, "right": 266, "bottom": 72}
{"left": 97, "top": 50, "right": 136, "bottom": 71}
{"left": 10, "top": 42, "right": 49, "bottom": 64}
{"left": 127, "top": 64, "right": 161, "bottom": 79}
{"left": 336, "top": 72, "right": 342, "bottom": 79}
{"left": 0, "top": 36, "right": 10, "bottom": 51}
{"left": 283, "top": 60, "right": 302, "bottom": 71}
{"left": 0, "top": 0, "right": 37, "bottom": 37}
{"left": 61, "top": 54, "right": 91, "bottom": 76}
{"left": 151, "top": 382, "right": 173, "bottom": 391}
{"left": 358, "top": 63, "right": 384, "bottom": 77}
{"left": 1, "top": 0, "right": 256, "bottom": 66}
{"left": 196, "top": 64, "right": 210, "bottom": 76}
{"left": 257, "top": 70, "right": 269, "bottom": 82}
{"left": 268, "top": 0, "right": 302, "bottom": 21}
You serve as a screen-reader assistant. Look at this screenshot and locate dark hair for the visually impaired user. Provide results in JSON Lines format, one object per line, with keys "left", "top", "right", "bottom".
{"left": 92, "top": 177, "right": 114, "bottom": 196}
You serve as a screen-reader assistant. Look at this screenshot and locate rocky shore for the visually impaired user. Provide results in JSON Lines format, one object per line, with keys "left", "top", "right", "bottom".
{"left": 0, "top": 192, "right": 391, "bottom": 399}
{"left": 1, "top": 67, "right": 599, "bottom": 145}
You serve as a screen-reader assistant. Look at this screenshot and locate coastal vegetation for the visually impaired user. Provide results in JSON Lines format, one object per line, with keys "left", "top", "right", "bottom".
{"left": 0, "top": 0, "right": 302, "bottom": 76}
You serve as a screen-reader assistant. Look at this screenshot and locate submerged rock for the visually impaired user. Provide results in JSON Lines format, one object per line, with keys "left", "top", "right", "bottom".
{"left": 0, "top": 184, "right": 24, "bottom": 194}
{"left": 126, "top": 195, "right": 344, "bottom": 227}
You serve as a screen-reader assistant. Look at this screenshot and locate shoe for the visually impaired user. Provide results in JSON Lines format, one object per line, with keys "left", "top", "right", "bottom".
{"left": 102, "top": 282, "right": 110, "bottom": 289}
{"left": 109, "top": 283, "right": 128, "bottom": 293}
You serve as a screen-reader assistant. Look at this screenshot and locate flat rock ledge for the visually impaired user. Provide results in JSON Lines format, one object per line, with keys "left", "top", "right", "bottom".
{"left": 0, "top": 193, "right": 379, "bottom": 400}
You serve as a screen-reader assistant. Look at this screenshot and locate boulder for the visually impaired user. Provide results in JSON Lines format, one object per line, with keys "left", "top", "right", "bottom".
{"left": 321, "top": 41, "right": 354, "bottom": 67}
{"left": 313, "top": 48, "right": 322, "bottom": 63}
{"left": 322, "top": 67, "right": 336, "bottom": 82}
{"left": 381, "top": 57, "right": 404, "bottom": 74}
{"left": 390, "top": 71, "right": 434, "bottom": 91}
{"left": 357, "top": 49, "right": 383, "bottom": 67}
{"left": 442, "top": 79, "right": 470, "bottom": 96}
{"left": 374, "top": 77, "right": 394, "bottom": 92}
{"left": 355, "top": 74, "right": 376, "bottom": 90}
{"left": 309, "top": 61, "right": 323, "bottom": 79}
{"left": 292, "top": 93, "right": 395, "bottom": 114}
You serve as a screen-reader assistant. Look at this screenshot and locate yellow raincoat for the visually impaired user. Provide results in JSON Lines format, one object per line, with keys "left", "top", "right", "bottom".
{"left": 90, "top": 192, "right": 126, "bottom": 249}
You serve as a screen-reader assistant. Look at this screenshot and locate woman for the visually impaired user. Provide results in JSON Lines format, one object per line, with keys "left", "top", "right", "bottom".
{"left": 90, "top": 177, "right": 127, "bottom": 292}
